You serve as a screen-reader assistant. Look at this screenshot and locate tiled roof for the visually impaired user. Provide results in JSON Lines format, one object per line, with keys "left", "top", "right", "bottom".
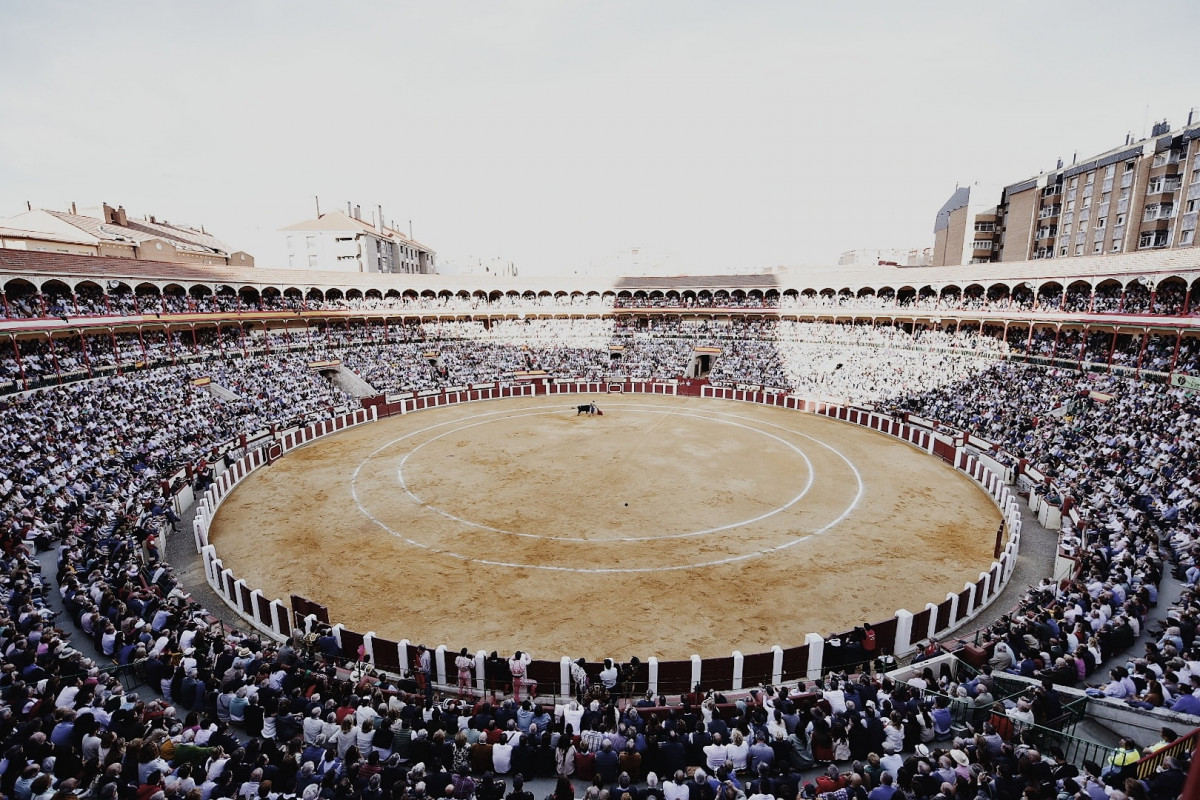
{"left": 41, "top": 210, "right": 233, "bottom": 255}
{"left": 0, "top": 225, "right": 95, "bottom": 246}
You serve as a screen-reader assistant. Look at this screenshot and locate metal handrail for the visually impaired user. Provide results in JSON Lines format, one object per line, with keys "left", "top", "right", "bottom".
{"left": 1019, "top": 719, "right": 1117, "bottom": 767}
{"left": 1134, "top": 726, "right": 1200, "bottom": 779}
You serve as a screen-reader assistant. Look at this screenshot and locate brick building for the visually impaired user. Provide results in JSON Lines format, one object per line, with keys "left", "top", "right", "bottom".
{"left": 933, "top": 115, "right": 1200, "bottom": 266}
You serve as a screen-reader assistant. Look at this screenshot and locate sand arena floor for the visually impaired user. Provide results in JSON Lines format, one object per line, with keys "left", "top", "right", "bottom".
{"left": 208, "top": 395, "right": 1002, "bottom": 660}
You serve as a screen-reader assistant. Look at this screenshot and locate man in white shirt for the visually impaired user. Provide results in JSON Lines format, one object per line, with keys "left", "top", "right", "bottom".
{"left": 703, "top": 733, "right": 728, "bottom": 773}
{"left": 492, "top": 737, "right": 513, "bottom": 775}
{"left": 822, "top": 680, "right": 847, "bottom": 715}
{"left": 663, "top": 772, "right": 690, "bottom": 800}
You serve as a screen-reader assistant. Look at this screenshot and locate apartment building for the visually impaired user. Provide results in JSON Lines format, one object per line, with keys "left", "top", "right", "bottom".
{"left": 933, "top": 115, "right": 1200, "bottom": 266}
{"left": 931, "top": 184, "right": 1000, "bottom": 266}
{"left": 280, "top": 205, "right": 436, "bottom": 274}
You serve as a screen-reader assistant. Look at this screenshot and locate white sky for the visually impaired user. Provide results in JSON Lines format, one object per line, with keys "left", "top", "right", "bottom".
{"left": 1, "top": 1, "right": 1197, "bottom": 276}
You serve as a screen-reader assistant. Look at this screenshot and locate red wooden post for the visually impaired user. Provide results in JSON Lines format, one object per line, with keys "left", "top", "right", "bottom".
{"left": 1167, "top": 333, "right": 1183, "bottom": 380}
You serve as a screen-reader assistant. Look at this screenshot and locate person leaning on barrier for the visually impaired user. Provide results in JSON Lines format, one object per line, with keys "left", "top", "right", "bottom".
{"left": 1100, "top": 737, "right": 1141, "bottom": 785}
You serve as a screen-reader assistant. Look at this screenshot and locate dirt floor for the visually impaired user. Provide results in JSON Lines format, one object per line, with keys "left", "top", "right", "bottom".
{"left": 208, "top": 395, "right": 1002, "bottom": 660}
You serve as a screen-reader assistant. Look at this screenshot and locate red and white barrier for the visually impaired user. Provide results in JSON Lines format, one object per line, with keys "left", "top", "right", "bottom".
{"left": 191, "top": 387, "right": 1029, "bottom": 690}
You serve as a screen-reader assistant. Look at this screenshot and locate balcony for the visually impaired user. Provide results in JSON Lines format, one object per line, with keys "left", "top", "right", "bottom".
{"left": 1038, "top": 205, "right": 1062, "bottom": 219}
{"left": 1143, "top": 206, "right": 1175, "bottom": 223}
{"left": 1146, "top": 182, "right": 1181, "bottom": 197}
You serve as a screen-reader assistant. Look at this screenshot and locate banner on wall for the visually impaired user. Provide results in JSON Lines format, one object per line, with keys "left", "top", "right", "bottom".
{"left": 1171, "top": 373, "right": 1200, "bottom": 391}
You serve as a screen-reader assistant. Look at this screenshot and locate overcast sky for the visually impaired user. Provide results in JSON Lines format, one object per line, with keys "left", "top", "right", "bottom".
{"left": 1, "top": 1, "right": 1197, "bottom": 276}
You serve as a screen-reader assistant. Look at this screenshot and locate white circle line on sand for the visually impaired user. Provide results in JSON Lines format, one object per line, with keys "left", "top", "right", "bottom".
{"left": 349, "top": 400, "right": 865, "bottom": 572}
{"left": 394, "top": 408, "right": 816, "bottom": 542}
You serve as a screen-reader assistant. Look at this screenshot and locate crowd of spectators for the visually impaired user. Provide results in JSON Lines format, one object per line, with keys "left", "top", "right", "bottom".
{"left": 881, "top": 363, "right": 1200, "bottom": 713}
{"left": 8, "top": 300, "right": 1200, "bottom": 398}
{"left": 1, "top": 318, "right": 1198, "bottom": 800}
{"left": 7, "top": 316, "right": 1200, "bottom": 410}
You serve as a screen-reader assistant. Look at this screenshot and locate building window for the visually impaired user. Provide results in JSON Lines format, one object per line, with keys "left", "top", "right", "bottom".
{"left": 307, "top": 254, "right": 318, "bottom": 267}
{"left": 1144, "top": 203, "right": 1175, "bottom": 221}
{"left": 1074, "top": 244, "right": 1083, "bottom": 255}
{"left": 1093, "top": 242, "right": 1103, "bottom": 253}
{"left": 1181, "top": 229, "right": 1195, "bottom": 245}
{"left": 973, "top": 222, "right": 995, "bottom": 232}
{"left": 1152, "top": 149, "right": 1181, "bottom": 167}
{"left": 1139, "top": 230, "right": 1170, "bottom": 249}
{"left": 306, "top": 236, "right": 317, "bottom": 251}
